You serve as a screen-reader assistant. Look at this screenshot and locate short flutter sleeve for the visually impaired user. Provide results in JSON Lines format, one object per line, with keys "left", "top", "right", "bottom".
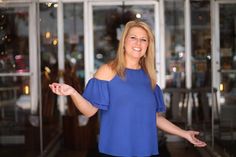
{"left": 82, "top": 78, "right": 110, "bottom": 110}
{"left": 154, "top": 85, "right": 166, "bottom": 112}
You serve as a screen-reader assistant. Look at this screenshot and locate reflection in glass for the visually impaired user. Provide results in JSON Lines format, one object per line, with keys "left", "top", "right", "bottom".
{"left": 0, "top": 7, "right": 29, "bottom": 73}
{"left": 191, "top": 1, "right": 211, "bottom": 88}
{"left": 189, "top": 1, "right": 212, "bottom": 148}
{"left": 124, "top": 5, "right": 154, "bottom": 30}
{"left": 39, "top": 2, "right": 60, "bottom": 151}
{"left": 0, "top": 7, "right": 39, "bottom": 156}
{"left": 63, "top": 3, "right": 84, "bottom": 117}
{"left": 219, "top": 4, "right": 236, "bottom": 109}
{"left": 164, "top": 1, "right": 185, "bottom": 88}
{"left": 64, "top": 3, "right": 84, "bottom": 88}
{"left": 93, "top": 5, "right": 122, "bottom": 69}
{"left": 217, "top": 4, "right": 236, "bottom": 157}
{"left": 40, "top": 3, "right": 58, "bottom": 72}
{"left": 219, "top": 4, "right": 236, "bottom": 115}
{"left": 93, "top": 4, "right": 154, "bottom": 69}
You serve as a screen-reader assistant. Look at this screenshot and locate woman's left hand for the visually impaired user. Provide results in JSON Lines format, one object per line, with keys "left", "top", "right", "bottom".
{"left": 184, "top": 131, "right": 207, "bottom": 147}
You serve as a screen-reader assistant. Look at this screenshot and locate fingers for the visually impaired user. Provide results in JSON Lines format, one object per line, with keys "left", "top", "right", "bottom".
{"left": 191, "top": 132, "right": 200, "bottom": 142}
{"left": 192, "top": 131, "right": 199, "bottom": 135}
{"left": 193, "top": 140, "right": 207, "bottom": 147}
{"left": 192, "top": 138, "right": 206, "bottom": 147}
{"left": 49, "top": 83, "right": 65, "bottom": 96}
{"left": 189, "top": 131, "right": 207, "bottom": 147}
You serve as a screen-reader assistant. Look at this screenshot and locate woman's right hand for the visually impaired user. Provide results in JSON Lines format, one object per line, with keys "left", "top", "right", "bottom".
{"left": 49, "top": 83, "right": 76, "bottom": 96}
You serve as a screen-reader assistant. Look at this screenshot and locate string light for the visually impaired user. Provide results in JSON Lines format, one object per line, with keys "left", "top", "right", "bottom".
{"left": 136, "top": 13, "right": 141, "bottom": 18}
{"left": 54, "top": 4, "right": 58, "bottom": 8}
{"left": 53, "top": 38, "right": 58, "bottom": 45}
{"left": 24, "top": 85, "right": 30, "bottom": 95}
{"left": 47, "top": 3, "right": 52, "bottom": 7}
{"left": 220, "top": 83, "right": 224, "bottom": 91}
{"left": 45, "top": 31, "right": 51, "bottom": 39}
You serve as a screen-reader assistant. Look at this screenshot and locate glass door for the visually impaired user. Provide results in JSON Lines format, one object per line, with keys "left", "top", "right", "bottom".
{"left": 164, "top": 0, "right": 212, "bottom": 141}
{"left": 164, "top": 0, "right": 186, "bottom": 89}
{"left": 190, "top": 0, "right": 212, "bottom": 141}
{"left": 213, "top": 1, "right": 236, "bottom": 156}
{"left": 37, "top": 1, "right": 86, "bottom": 154}
{"left": 87, "top": 1, "right": 160, "bottom": 81}
{"left": 0, "top": 3, "right": 40, "bottom": 156}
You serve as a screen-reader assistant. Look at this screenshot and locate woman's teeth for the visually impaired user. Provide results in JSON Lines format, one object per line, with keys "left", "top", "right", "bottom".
{"left": 133, "top": 47, "right": 141, "bottom": 51}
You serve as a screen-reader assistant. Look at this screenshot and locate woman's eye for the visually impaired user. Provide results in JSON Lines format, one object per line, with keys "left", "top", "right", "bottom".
{"left": 130, "top": 36, "right": 136, "bottom": 39}
{"left": 141, "top": 39, "right": 147, "bottom": 42}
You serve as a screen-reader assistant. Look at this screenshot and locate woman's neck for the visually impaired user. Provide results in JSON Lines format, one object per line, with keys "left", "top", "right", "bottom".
{"left": 125, "top": 58, "right": 141, "bottom": 69}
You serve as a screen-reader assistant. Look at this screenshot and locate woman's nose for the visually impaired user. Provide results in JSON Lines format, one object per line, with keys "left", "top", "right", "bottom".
{"left": 135, "top": 38, "right": 141, "bottom": 45}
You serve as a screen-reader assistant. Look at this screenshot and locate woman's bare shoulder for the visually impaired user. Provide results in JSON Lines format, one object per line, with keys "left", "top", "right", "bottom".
{"left": 94, "top": 64, "right": 116, "bottom": 81}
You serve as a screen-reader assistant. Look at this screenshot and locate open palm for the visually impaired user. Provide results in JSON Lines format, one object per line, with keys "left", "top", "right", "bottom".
{"left": 185, "top": 131, "right": 206, "bottom": 147}
{"left": 49, "top": 83, "right": 76, "bottom": 96}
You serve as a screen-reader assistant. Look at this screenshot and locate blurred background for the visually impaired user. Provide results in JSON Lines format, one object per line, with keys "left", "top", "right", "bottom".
{"left": 0, "top": 0, "right": 236, "bottom": 157}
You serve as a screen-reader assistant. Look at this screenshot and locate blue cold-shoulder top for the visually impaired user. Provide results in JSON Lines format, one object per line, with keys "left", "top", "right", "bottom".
{"left": 83, "top": 68, "right": 166, "bottom": 157}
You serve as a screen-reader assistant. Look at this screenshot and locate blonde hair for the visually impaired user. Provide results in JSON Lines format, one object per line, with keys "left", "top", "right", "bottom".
{"left": 110, "top": 20, "right": 157, "bottom": 89}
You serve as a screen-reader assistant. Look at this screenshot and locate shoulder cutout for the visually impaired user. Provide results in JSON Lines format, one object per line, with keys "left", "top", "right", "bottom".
{"left": 94, "top": 64, "right": 116, "bottom": 81}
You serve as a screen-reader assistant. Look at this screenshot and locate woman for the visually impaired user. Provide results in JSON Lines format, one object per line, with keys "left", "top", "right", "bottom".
{"left": 49, "top": 20, "right": 206, "bottom": 157}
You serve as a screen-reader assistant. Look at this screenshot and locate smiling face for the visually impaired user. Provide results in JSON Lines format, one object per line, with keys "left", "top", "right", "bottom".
{"left": 124, "top": 26, "right": 149, "bottom": 62}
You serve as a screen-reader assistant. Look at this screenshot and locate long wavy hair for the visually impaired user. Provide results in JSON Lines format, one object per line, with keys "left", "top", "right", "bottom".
{"left": 110, "top": 20, "right": 156, "bottom": 89}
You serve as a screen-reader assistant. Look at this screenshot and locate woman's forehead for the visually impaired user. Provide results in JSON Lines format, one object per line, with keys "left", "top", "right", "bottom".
{"left": 127, "top": 27, "right": 148, "bottom": 37}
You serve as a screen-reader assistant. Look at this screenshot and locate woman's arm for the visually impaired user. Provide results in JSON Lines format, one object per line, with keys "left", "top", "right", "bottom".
{"left": 49, "top": 83, "right": 98, "bottom": 117}
{"left": 156, "top": 113, "right": 206, "bottom": 147}
{"left": 49, "top": 64, "right": 114, "bottom": 117}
